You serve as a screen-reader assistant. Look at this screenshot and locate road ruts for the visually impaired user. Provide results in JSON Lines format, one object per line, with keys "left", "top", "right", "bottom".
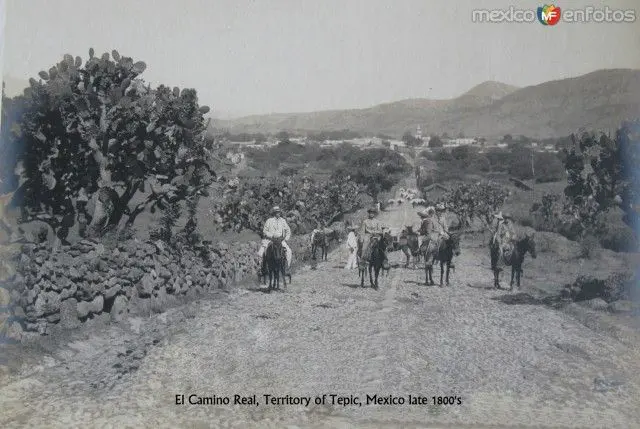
{"left": 1, "top": 181, "right": 640, "bottom": 428}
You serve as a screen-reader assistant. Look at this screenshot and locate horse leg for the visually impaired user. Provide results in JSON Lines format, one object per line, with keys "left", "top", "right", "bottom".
{"left": 424, "top": 263, "right": 429, "bottom": 285}
{"left": 509, "top": 266, "right": 515, "bottom": 291}
{"left": 374, "top": 265, "right": 380, "bottom": 289}
{"left": 368, "top": 264, "right": 374, "bottom": 288}
{"left": 445, "top": 261, "right": 450, "bottom": 286}
{"left": 439, "top": 261, "right": 444, "bottom": 287}
{"left": 516, "top": 266, "right": 522, "bottom": 289}
{"left": 281, "top": 262, "right": 287, "bottom": 291}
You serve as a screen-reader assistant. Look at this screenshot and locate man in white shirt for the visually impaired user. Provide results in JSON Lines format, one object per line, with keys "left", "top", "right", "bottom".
{"left": 344, "top": 225, "right": 358, "bottom": 270}
{"left": 257, "top": 206, "right": 293, "bottom": 274}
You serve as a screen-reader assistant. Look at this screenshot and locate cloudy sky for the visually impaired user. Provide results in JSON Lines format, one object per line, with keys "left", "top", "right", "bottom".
{"left": 2, "top": 0, "right": 640, "bottom": 117}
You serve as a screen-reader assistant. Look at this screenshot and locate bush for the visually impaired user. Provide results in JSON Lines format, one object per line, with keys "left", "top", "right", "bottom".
{"left": 433, "top": 150, "right": 454, "bottom": 162}
{"left": 599, "top": 225, "right": 638, "bottom": 252}
{"left": 215, "top": 176, "right": 366, "bottom": 234}
{"left": 428, "top": 135, "right": 444, "bottom": 148}
{"left": 579, "top": 235, "right": 600, "bottom": 259}
{"left": 471, "top": 154, "right": 491, "bottom": 172}
{"left": 486, "top": 149, "right": 510, "bottom": 171}
{"left": 440, "top": 181, "right": 509, "bottom": 229}
{"left": 534, "top": 152, "right": 565, "bottom": 183}
{"left": 563, "top": 272, "right": 634, "bottom": 302}
{"left": 508, "top": 149, "right": 534, "bottom": 180}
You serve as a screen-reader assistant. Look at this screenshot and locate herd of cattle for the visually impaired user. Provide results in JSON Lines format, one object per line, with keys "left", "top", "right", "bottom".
{"left": 387, "top": 187, "right": 427, "bottom": 207}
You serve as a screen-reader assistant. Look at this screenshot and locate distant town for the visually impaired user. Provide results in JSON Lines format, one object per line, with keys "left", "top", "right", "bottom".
{"left": 215, "top": 124, "right": 561, "bottom": 166}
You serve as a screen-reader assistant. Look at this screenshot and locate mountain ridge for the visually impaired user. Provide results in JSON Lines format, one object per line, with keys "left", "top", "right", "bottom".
{"left": 215, "top": 69, "right": 640, "bottom": 139}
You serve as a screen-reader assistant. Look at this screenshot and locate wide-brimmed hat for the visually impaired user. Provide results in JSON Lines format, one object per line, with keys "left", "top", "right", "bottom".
{"left": 348, "top": 225, "right": 357, "bottom": 230}
{"left": 417, "top": 210, "right": 428, "bottom": 218}
{"left": 272, "top": 206, "right": 282, "bottom": 213}
{"left": 425, "top": 206, "right": 435, "bottom": 215}
{"left": 502, "top": 212, "right": 513, "bottom": 220}
{"left": 435, "top": 203, "right": 446, "bottom": 211}
{"left": 493, "top": 211, "right": 504, "bottom": 220}
{"left": 367, "top": 207, "right": 377, "bottom": 214}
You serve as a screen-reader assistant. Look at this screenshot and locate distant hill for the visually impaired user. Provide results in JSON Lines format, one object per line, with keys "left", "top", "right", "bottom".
{"left": 215, "top": 69, "right": 640, "bottom": 139}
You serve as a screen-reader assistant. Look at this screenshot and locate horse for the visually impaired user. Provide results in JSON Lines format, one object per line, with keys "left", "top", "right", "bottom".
{"left": 490, "top": 233, "right": 536, "bottom": 290}
{"left": 263, "top": 237, "right": 290, "bottom": 291}
{"left": 386, "top": 230, "right": 421, "bottom": 268}
{"left": 357, "top": 233, "right": 389, "bottom": 289}
{"left": 401, "top": 231, "right": 421, "bottom": 268}
{"left": 422, "top": 232, "right": 461, "bottom": 286}
{"left": 311, "top": 228, "right": 339, "bottom": 261}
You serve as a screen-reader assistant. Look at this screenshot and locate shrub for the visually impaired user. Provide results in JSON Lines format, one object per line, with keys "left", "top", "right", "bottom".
{"left": 428, "top": 135, "right": 444, "bottom": 148}
{"left": 486, "top": 149, "right": 510, "bottom": 171}
{"left": 599, "top": 225, "right": 638, "bottom": 252}
{"left": 578, "top": 235, "right": 600, "bottom": 259}
{"left": 534, "top": 152, "right": 565, "bottom": 183}
{"left": 216, "top": 176, "right": 366, "bottom": 234}
{"left": 433, "top": 150, "right": 454, "bottom": 162}
{"left": 563, "top": 272, "right": 634, "bottom": 302}
{"left": 440, "top": 181, "right": 509, "bottom": 229}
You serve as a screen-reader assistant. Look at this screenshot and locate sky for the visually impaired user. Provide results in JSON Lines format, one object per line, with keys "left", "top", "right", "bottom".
{"left": 2, "top": 0, "right": 640, "bottom": 117}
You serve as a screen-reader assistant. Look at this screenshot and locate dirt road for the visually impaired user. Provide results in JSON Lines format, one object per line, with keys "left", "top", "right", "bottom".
{"left": 1, "top": 187, "right": 640, "bottom": 428}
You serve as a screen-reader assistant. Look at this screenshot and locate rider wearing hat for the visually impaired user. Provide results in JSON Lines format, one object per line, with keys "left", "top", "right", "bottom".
{"left": 419, "top": 204, "right": 449, "bottom": 251}
{"left": 493, "top": 211, "right": 516, "bottom": 261}
{"left": 258, "top": 206, "right": 293, "bottom": 275}
{"left": 359, "top": 207, "right": 388, "bottom": 265}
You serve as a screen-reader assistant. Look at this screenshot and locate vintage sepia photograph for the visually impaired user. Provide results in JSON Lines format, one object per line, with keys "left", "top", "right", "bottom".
{"left": 1, "top": 1, "right": 639, "bottom": 428}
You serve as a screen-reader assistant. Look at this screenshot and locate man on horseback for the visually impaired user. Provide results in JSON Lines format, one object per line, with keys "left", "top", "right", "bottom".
{"left": 359, "top": 207, "right": 388, "bottom": 267}
{"left": 419, "top": 204, "right": 449, "bottom": 250}
{"left": 491, "top": 211, "right": 516, "bottom": 264}
{"left": 258, "top": 206, "right": 292, "bottom": 276}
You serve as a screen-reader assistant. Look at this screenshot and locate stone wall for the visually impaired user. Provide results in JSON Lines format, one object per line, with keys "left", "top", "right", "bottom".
{"left": 0, "top": 237, "right": 261, "bottom": 339}
{"left": 0, "top": 209, "right": 369, "bottom": 341}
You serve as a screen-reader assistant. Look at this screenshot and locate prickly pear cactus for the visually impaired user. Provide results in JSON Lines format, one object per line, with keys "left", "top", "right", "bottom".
{"left": 5, "top": 50, "right": 217, "bottom": 240}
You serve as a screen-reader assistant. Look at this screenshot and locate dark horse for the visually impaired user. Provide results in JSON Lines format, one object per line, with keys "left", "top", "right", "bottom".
{"left": 357, "top": 233, "right": 389, "bottom": 289}
{"left": 263, "top": 237, "right": 291, "bottom": 291}
{"left": 490, "top": 233, "right": 536, "bottom": 290}
{"left": 311, "top": 228, "right": 339, "bottom": 261}
{"left": 422, "top": 232, "right": 461, "bottom": 286}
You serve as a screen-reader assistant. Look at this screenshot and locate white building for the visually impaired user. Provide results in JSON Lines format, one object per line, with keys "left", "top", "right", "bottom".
{"left": 443, "top": 137, "right": 478, "bottom": 147}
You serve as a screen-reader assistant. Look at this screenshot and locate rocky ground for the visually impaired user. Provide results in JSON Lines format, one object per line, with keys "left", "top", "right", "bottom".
{"left": 1, "top": 184, "right": 640, "bottom": 429}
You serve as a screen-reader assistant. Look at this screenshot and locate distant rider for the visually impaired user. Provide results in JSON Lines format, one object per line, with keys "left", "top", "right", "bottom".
{"left": 257, "top": 206, "right": 292, "bottom": 275}
{"left": 359, "top": 207, "right": 389, "bottom": 267}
